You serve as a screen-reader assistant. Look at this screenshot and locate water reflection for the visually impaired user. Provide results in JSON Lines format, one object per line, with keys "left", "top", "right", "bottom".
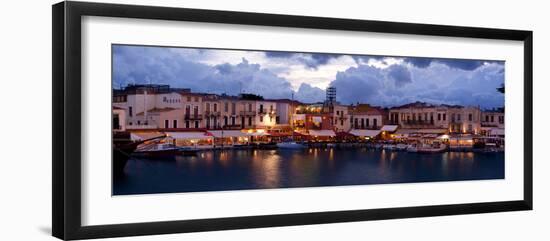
{"left": 114, "top": 149, "right": 505, "bottom": 195}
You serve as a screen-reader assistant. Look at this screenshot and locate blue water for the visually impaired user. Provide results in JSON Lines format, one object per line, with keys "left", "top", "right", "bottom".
{"left": 113, "top": 148, "right": 504, "bottom": 195}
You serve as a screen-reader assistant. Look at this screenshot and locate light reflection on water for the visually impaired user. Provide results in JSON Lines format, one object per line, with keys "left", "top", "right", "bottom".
{"left": 115, "top": 148, "right": 505, "bottom": 195}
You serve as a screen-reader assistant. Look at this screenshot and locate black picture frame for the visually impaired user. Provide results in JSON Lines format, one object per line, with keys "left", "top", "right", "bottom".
{"left": 52, "top": 1, "right": 533, "bottom": 240}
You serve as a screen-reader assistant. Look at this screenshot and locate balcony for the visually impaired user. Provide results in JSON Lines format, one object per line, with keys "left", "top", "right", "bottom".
{"left": 204, "top": 111, "right": 221, "bottom": 117}
{"left": 222, "top": 125, "right": 242, "bottom": 130}
{"left": 239, "top": 110, "right": 256, "bottom": 116}
{"left": 184, "top": 114, "right": 203, "bottom": 120}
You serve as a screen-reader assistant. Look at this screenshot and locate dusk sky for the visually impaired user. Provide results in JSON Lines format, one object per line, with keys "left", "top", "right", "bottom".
{"left": 113, "top": 45, "right": 505, "bottom": 109}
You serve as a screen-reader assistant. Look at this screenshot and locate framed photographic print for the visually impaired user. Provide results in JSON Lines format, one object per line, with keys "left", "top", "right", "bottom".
{"left": 52, "top": 1, "right": 533, "bottom": 240}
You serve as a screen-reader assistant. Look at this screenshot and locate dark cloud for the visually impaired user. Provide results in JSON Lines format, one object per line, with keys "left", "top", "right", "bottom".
{"left": 264, "top": 51, "right": 295, "bottom": 58}
{"left": 404, "top": 57, "right": 432, "bottom": 68}
{"left": 114, "top": 46, "right": 326, "bottom": 102}
{"left": 404, "top": 57, "right": 503, "bottom": 71}
{"left": 328, "top": 61, "right": 504, "bottom": 108}
{"left": 330, "top": 65, "right": 386, "bottom": 105}
{"left": 264, "top": 51, "right": 342, "bottom": 69}
{"left": 114, "top": 45, "right": 505, "bottom": 108}
{"left": 387, "top": 65, "right": 412, "bottom": 88}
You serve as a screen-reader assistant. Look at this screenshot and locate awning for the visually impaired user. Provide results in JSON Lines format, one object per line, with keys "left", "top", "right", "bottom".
{"left": 206, "top": 130, "right": 249, "bottom": 138}
{"left": 415, "top": 129, "right": 447, "bottom": 134}
{"left": 396, "top": 128, "right": 447, "bottom": 134}
{"left": 247, "top": 132, "right": 270, "bottom": 136}
{"left": 349, "top": 129, "right": 381, "bottom": 137}
{"left": 308, "top": 130, "right": 336, "bottom": 137}
{"left": 130, "top": 132, "right": 165, "bottom": 141}
{"left": 490, "top": 128, "right": 505, "bottom": 136}
{"left": 381, "top": 125, "right": 398, "bottom": 132}
{"left": 165, "top": 132, "right": 212, "bottom": 139}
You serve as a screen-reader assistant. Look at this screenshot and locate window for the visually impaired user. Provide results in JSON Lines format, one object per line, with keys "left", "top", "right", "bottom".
{"left": 468, "top": 124, "right": 473, "bottom": 132}
{"left": 361, "top": 118, "right": 365, "bottom": 129}
{"left": 491, "top": 115, "right": 494, "bottom": 122}
{"left": 185, "top": 121, "right": 190, "bottom": 128}
{"left": 373, "top": 119, "right": 377, "bottom": 128}
{"left": 248, "top": 103, "right": 252, "bottom": 111}
{"left": 206, "top": 103, "right": 210, "bottom": 112}
{"left": 187, "top": 96, "right": 191, "bottom": 101}
{"left": 366, "top": 118, "right": 370, "bottom": 127}
{"left": 231, "top": 117, "right": 235, "bottom": 125}
{"left": 336, "top": 110, "right": 340, "bottom": 115}
{"left": 248, "top": 117, "right": 252, "bottom": 126}
{"left": 259, "top": 104, "right": 264, "bottom": 113}
{"left": 457, "top": 114, "right": 461, "bottom": 121}
{"left": 128, "top": 106, "right": 133, "bottom": 117}
{"left": 469, "top": 113, "right": 473, "bottom": 121}
{"left": 137, "top": 120, "right": 141, "bottom": 125}
{"left": 260, "top": 116, "right": 263, "bottom": 122}
{"left": 194, "top": 121, "right": 199, "bottom": 128}
{"left": 424, "top": 113, "right": 428, "bottom": 121}
{"left": 499, "top": 116, "right": 504, "bottom": 124}
{"left": 354, "top": 118, "right": 358, "bottom": 128}
{"left": 276, "top": 116, "right": 280, "bottom": 124}
{"left": 412, "top": 113, "right": 416, "bottom": 121}
{"left": 224, "top": 116, "right": 228, "bottom": 126}
{"left": 224, "top": 102, "right": 228, "bottom": 112}
{"left": 231, "top": 103, "right": 236, "bottom": 114}
{"left": 173, "top": 120, "right": 178, "bottom": 129}
{"left": 419, "top": 114, "right": 422, "bottom": 121}
{"left": 165, "top": 120, "right": 169, "bottom": 128}
{"left": 163, "top": 97, "right": 167, "bottom": 102}
{"left": 185, "top": 106, "right": 190, "bottom": 115}
{"left": 443, "top": 113, "right": 446, "bottom": 121}
{"left": 486, "top": 115, "right": 489, "bottom": 122}
{"left": 340, "top": 120, "right": 344, "bottom": 125}
{"left": 194, "top": 97, "right": 199, "bottom": 102}
{"left": 213, "top": 103, "right": 217, "bottom": 112}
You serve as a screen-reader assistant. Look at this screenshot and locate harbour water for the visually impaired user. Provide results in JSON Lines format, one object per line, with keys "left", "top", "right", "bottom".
{"left": 113, "top": 148, "right": 504, "bottom": 195}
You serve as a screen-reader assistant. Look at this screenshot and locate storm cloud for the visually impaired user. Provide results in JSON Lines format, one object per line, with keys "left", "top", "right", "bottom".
{"left": 113, "top": 45, "right": 505, "bottom": 108}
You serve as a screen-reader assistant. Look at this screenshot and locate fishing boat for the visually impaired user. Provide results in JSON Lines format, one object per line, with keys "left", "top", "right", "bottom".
{"left": 179, "top": 146, "right": 200, "bottom": 156}
{"left": 133, "top": 142, "right": 181, "bottom": 158}
{"left": 113, "top": 131, "right": 165, "bottom": 173}
{"left": 396, "top": 143, "right": 408, "bottom": 151}
{"left": 407, "top": 142, "right": 447, "bottom": 153}
{"left": 277, "top": 141, "right": 307, "bottom": 149}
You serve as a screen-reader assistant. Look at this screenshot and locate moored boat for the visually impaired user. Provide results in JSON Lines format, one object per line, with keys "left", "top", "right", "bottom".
{"left": 133, "top": 143, "right": 181, "bottom": 158}
{"left": 277, "top": 141, "right": 307, "bottom": 149}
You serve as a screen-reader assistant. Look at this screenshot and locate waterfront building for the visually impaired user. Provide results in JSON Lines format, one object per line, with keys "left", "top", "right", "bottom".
{"left": 219, "top": 95, "right": 241, "bottom": 130}
{"left": 349, "top": 104, "right": 384, "bottom": 130}
{"left": 293, "top": 103, "right": 335, "bottom": 139}
{"left": 481, "top": 109, "right": 504, "bottom": 128}
{"left": 112, "top": 106, "right": 126, "bottom": 131}
{"left": 254, "top": 100, "right": 278, "bottom": 129}
{"left": 202, "top": 94, "right": 221, "bottom": 130}
{"left": 333, "top": 104, "right": 350, "bottom": 132}
{"left": 113, "top": 84, "right": 191, "bottom": 129}
{"left": 388, "top": 102, "right": 482, "bottom": 135}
